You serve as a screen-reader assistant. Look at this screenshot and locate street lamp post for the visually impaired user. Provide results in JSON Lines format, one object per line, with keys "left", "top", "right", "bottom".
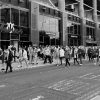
{"left": 6, "top": 22, "right": 14, "bottom": 45}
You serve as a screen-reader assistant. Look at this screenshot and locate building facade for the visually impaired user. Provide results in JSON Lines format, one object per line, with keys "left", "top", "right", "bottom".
{"left": 57, "top": 0, "right": 100, "bottom": 46}
{"left": 0, "top": 0, "right": 100, "bottom": 50}
{"left": 0, "top": 0, "right": 30, "bottom": 50}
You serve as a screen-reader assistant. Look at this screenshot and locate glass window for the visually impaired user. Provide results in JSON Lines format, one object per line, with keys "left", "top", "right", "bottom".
{"left": 20, "top": 11, "right": 29, "bottom": 27}
{"left": 1, "top": 8, "right": 10, "bottom": 23}
{"left": 20, "top": 27, "right": 29, "bottom": 41}
{"left": 20, "top": 27, "right": 29, "bottom": 35}
{"left": 11, "top": 8, "right": 19, "bottom": 25}
{"left": 74, "top": 24, "right": 77, "bottom": 34}
{"left": 86, "top": 27, "right": 89, "bottom": 36}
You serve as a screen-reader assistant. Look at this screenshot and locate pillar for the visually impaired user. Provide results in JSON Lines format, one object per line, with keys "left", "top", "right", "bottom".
{"left": 58, "top": 0, "right": 66, "bottom": 46}
{"left": 30, "top": 1, "right": 39, "bottom": 46}
{"left": 79, "top": 0, "right": 86, "bottom": 46}
{"left": 0, "top": 9, "right": 1, "bottom": 48}
{"left": 93, "top": 0, "right": 99, "bottom": 45}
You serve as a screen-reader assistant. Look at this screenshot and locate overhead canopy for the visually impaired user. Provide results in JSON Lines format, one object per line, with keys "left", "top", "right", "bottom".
{"left": 29, "top": 0, "right": 59, "bottom": 10}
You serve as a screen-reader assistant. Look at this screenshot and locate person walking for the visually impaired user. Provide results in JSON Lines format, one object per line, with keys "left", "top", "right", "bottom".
{"left": 59, "top": 47, "right": 65, "bottom": 65}
{"left": 78, "top": 46, "right": 83, "bottom": 65}
{"left": 5, "top": 46, "right": 13, "bottom": 73}
{"left": 22, "top": 47, "right": 28, "bottom": 67}
{"left": 44, "top": 46, "right": 52, "bottom": 64}
{"left": 28, "top": 45, "right": 33, "bottom": 64}
{"left": 33, "top": 47, "right": 38, "bottom": 65}
{"left": 64, "top": 48, "right": 70, "bottom": 67}
{"left": 54, "top": 46, "right": 60, "bottom": 66}
{"left": 73, "top": 47, "right": 79, "bottom": 65}
{"left": 18, "top": 47, "right": 23, "bottom": 67}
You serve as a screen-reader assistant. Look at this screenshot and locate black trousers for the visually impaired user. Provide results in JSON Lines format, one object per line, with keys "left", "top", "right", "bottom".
{"left": 59, "top": 57, "right": 64, "bottom": 65}
{"left": 5, "top": 61, "right": 12, "bottom": 72}
{"left": 74, "top": 58, "right": 79, "bottom": 65}
{"left": 44, "top": 55, "right": 52, "bottom": 64}
{"left": 65, "top": 58, "right": 70, "bottom": 66}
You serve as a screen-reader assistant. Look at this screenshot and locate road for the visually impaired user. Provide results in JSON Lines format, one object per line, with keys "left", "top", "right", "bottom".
{"left": 0, "top": 61, "right": 100, "bottom": 100}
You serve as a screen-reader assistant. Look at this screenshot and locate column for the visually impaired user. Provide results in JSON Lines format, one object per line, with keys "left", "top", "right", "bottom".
{"left": 79, "top": 0, "right": 86, "bottom": 46}
{"left": 58, "top": 0, "right": 66, "bottom": 46}
{"left": 93, "top": 0, "right": 99, "bottom": 45}
{"left": 30, "top": 1, "right": 39, "bottom": 46}
{"left": 0, "top": 9, "right": 1, "bottom": 47}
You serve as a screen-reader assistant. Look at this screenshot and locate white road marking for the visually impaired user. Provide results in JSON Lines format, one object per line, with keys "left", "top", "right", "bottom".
{"left": 29, "top": 95, "right": 44, "bottom": 100}
{"left": 0, "top": 85, "right": 6, "bottom": 88}
{"left": 90, "top": 95, "right": 100, "bottom": 100}
{"left": 79, "top": 73, "right": 93, "bottom": 78}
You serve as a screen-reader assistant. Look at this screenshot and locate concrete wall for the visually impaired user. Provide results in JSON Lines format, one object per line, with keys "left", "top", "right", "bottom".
{"left": 30, "top": 2, "right": 39, "bottom": 45}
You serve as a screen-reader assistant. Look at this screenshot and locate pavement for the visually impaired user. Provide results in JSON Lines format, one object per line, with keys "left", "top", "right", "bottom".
{"left": 0, "top": 58, "right": 75, "bottom": 72}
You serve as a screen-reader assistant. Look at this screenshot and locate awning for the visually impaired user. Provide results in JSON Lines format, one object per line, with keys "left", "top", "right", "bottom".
{"left": 29, "top": 0, "right": 59, "bottom": 10}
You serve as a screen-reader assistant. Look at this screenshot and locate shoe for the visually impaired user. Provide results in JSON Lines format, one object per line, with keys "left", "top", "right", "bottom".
{"left": 9, "top": 70, "right": 12, "bottom": 72}
{"left": 18, "top": 65, "right": 22, "bottom": 68}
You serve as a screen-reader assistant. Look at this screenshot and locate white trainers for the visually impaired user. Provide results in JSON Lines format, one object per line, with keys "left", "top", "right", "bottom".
{"left": 18, "top": 65, "right": 22, "bottom": 68}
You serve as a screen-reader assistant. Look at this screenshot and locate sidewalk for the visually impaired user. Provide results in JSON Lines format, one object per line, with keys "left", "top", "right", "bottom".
{"left": 0, "top": 58, "right": 87, "bottom": 72}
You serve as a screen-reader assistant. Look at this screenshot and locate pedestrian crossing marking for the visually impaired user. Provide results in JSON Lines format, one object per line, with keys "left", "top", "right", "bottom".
{"left": 79, "top": 73, "right": 100, "bottom": 80}
{"left": 29, "top": 95, "right": 44, "bottom": 100}
{"left": 79, "top": 73, "right": 93, "bottom": 78}
{"left": 0, "top": 85, "right": 6, "bottom": 88}
{"left": 90, "top": 95, "right": 100, "bottom": 100}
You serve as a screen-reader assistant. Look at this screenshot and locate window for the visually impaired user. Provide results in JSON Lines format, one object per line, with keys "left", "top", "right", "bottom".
{"left": 1, "top": 8, "right": 10, "bottom": 23}
{"left": 68, "top": 14, "right": 72, "bottom": 20}
{"left": 11, "top": 8, "right": 19, "bottom": 26}
{"left": 20, "top": 11, "right": 29, "bottom": 27}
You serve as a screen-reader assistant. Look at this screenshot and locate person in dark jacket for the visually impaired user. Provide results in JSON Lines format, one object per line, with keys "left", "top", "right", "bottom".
{"left": 64, "top": 49, "right": 70, "bottom": 67}
{"left": 5, "top": 46, "right": 13, "bottom": 73}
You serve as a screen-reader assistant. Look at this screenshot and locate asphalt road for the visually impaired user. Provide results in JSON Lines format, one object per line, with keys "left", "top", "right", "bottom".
{"left": 0, "top": 61, "right": 100, "bottom": 100}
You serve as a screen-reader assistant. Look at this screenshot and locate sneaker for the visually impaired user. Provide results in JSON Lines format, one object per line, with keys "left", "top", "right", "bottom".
{"left": 56, "top": 64, "right": 59, "bottom": 66}
{"left": 18, "top": 65, "right": 22, "bottom": 68}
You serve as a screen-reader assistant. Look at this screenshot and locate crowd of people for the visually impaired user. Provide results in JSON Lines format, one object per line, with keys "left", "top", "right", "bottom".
{"left": 0, "top": 44, "right": 100, "bottom": 73}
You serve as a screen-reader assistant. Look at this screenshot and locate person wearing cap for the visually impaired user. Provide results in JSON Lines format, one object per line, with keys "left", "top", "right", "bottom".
{"left": 5, "top": 46, "right": 13, "bottom": 73}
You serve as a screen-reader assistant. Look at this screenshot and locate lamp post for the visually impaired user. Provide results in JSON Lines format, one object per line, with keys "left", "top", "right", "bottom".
{"left": 6, "top": 22, "right": 14, "bottom": 45}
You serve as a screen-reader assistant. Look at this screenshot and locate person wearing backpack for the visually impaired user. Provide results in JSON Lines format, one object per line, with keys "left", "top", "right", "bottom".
{"left": 5, "top": 46, "right": 13, "bottom": 73}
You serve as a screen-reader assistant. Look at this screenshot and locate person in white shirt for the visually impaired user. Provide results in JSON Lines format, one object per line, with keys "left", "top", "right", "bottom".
{"left": 33, "top": 47, "right": 38, "bottom": 65}
{"left": 28, "top": 45, "right": 33, "bottom": 64}
{"left": 73, "top": 47, "right": 79, "bottom": 65}
{"left": 22, "top": 48, "right": 28, "bottom": 67}
{"left": 59, "top": 47, "right": 65, "bottom": 65}
{"left": 44, "top": 46, "right": 52, "bottom": 64}
{"left": 18, "top": 47, "right": 28, "bottom": 67}
{"left": 54, "top": 46, "right": 60, "bottom": 66}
